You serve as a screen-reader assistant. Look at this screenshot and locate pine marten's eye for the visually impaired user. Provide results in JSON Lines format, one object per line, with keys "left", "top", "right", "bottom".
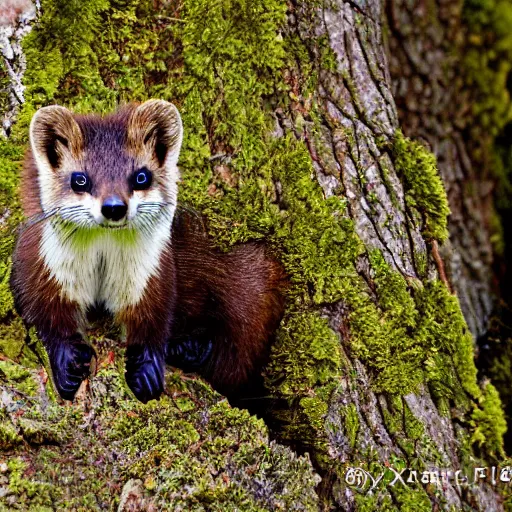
{"left": 70, "top": 172, "right": 92, "bottom": 193}
{"left": 131, "top": 168, "right": 153, "bottom": 191}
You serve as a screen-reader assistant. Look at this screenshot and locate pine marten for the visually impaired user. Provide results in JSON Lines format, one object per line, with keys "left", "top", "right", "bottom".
{"left": 10, "top": 100, "right": 286, "bottom": 403}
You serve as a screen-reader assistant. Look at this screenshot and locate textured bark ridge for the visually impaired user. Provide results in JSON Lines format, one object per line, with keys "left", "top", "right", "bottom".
{"left": 0, "top": 0, "right": 37, "bottom": 136}
{"left": 386, "top": 0, "right": 495, "bottom": 338}
{"left": 293, "top": 1, "right": 418, "bottom": 277}
{"left": 0, "top": 0, "right": 510, "bottom": 510}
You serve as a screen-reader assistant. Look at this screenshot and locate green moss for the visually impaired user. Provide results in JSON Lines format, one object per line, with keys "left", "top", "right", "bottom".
{"left": 0, "top": 137, "right": 25, "bottom": 370}
{"left": 0, "top": 318, "right": 26, "bottom": 361}
{"left": 389, "top": 485, "right": 433, "bottom": 512}
{"left": 0, "top": 421, "right": 22, "bottom": 450}
{"left": 471, "top": 381, "right": 507, "bottom": 460}
{"left": 354, "top": 493, "right": 393, "bottom": 512}
{"left": 0, "top": 138, "right": 23, "bottom": 286}
{"left": 111, "top": 403, "right": 201, "bottom": 456}
{"left": 0, "top": 361, "right": 319, "bottom": 510}
{"left": 378, "top": 395, "right": 444, "bottom": 464}
{"left": 382, "top": 397, "right": 415, "bottom": 438}
{"left": 299, "top": 397, "right": 329, "bottom": 432}
{"left": 267, "top": 312, "right": 342, "bottom": 396}
{"left": 19, "top": 0, "right": 111, "bottom": 119}
{"left": 415, "top": 280, "right": 480, "bottom": 400}
{"left": 339, "top": 404, "right": 359, "bottom": 449}
{"left": 392, "top": 131, "right": 450, "bottom": 242}
{"left": 347, "top": 251, "right": 479, "bottom": 402}
{"left": 6, "top": 457, "right": 61, "bottom": 508}
{"left": 0, "top": 360, "right": 38, "bottom": 396}
{"left": 265, "top": 232, "right": 484, "bottom": 454}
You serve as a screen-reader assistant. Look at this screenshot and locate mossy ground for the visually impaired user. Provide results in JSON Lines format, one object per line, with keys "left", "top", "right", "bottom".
{"left": 0, "top": 351, "right": 320, "bottom": 510}
{"left": 0, "top": 0, "right": 509, "bottom": 509}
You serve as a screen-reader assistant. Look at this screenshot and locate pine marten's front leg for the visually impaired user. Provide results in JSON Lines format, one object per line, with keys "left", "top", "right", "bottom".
{"left": 43, "top": 332, "right": 95, "bottom": 401}
{"left": 119, "top": 250, "right": 176, "bottom": 403}
{"left": 10, "top": 234, "right": 95, "bottom": 401}
{"left": 123, "top": 321, "right": 168, "bottom": 404}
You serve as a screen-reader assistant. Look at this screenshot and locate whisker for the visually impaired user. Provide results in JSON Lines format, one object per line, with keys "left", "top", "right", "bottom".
{"left": 58, "top": 206, "right": 96, "bottom": 227}
{"left": 15, "top": 208, "right": 59, "bottom": 235}
{"left": 18, "top": 199, "right": 179, "bottom": 241}
{"left": 134, "top": 200, "right": 176, "bottom": 236}
{"left": 136, "top": 200, "right": 176, "bottom": 213}
{"left": 176, "top": 202, "right": 202, "bottom": 219}
{"left": 15, "top": 203, "right": 93, "bottom": 236}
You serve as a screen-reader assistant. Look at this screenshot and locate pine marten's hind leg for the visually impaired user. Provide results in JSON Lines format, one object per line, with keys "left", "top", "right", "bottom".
{"left": 166, "top": 329, "right": 213, "bottom": 372}
{"left": 167, "top": 242, "right": 286, "bottom": 397}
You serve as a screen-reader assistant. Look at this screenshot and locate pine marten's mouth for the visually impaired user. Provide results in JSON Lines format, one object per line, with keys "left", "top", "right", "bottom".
{"left": 100, "top": 223, "right": 128, "bottom": 230}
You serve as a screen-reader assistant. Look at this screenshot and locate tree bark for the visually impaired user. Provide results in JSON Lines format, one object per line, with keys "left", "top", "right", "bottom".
{"left": 0, "top": 0, "right": 37, "bottom": 136}
{"left": 0, "top": 1, "right": 509, "bottom": 511}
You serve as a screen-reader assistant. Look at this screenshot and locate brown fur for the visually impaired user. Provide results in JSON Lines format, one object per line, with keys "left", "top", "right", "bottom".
{"left": 116, "top": 235, "right": 177, "bottom": 351}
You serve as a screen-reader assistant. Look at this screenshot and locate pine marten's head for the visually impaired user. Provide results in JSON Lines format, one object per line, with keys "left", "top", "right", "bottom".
{"left": 27, "top": 100, "right": 182, "bottom": 233}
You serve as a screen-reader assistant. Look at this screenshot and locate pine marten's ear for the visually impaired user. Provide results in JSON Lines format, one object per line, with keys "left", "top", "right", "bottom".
{"left": 127, "top": 99, "right": 183, "bottom": 170}
{"left": 29, "top": 105, "right": 83, "bottom": 171}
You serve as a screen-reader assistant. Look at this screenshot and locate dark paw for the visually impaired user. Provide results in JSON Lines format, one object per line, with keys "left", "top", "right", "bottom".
{"left": 166, "top": 336, "right": 213, "bottom": 372}
{"left": 49, "top": 341, "right": 95, "bottom": 401}
{"left": 125, "top": 346, "right": 164, "bottom": 403}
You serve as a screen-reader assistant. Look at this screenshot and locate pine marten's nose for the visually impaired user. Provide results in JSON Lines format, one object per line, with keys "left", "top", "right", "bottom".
{"left": 101, "top": 196, "right": 127, "bottom": 221}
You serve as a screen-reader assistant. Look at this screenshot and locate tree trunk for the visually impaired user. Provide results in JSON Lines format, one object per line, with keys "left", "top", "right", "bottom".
{"left": 0, "top": 1, "right": 509, "bottom": 511}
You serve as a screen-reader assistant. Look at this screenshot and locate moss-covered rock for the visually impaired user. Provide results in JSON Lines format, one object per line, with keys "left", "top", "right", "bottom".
{"left": 0, "top": 357, "right": 320, "bottom": 510}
